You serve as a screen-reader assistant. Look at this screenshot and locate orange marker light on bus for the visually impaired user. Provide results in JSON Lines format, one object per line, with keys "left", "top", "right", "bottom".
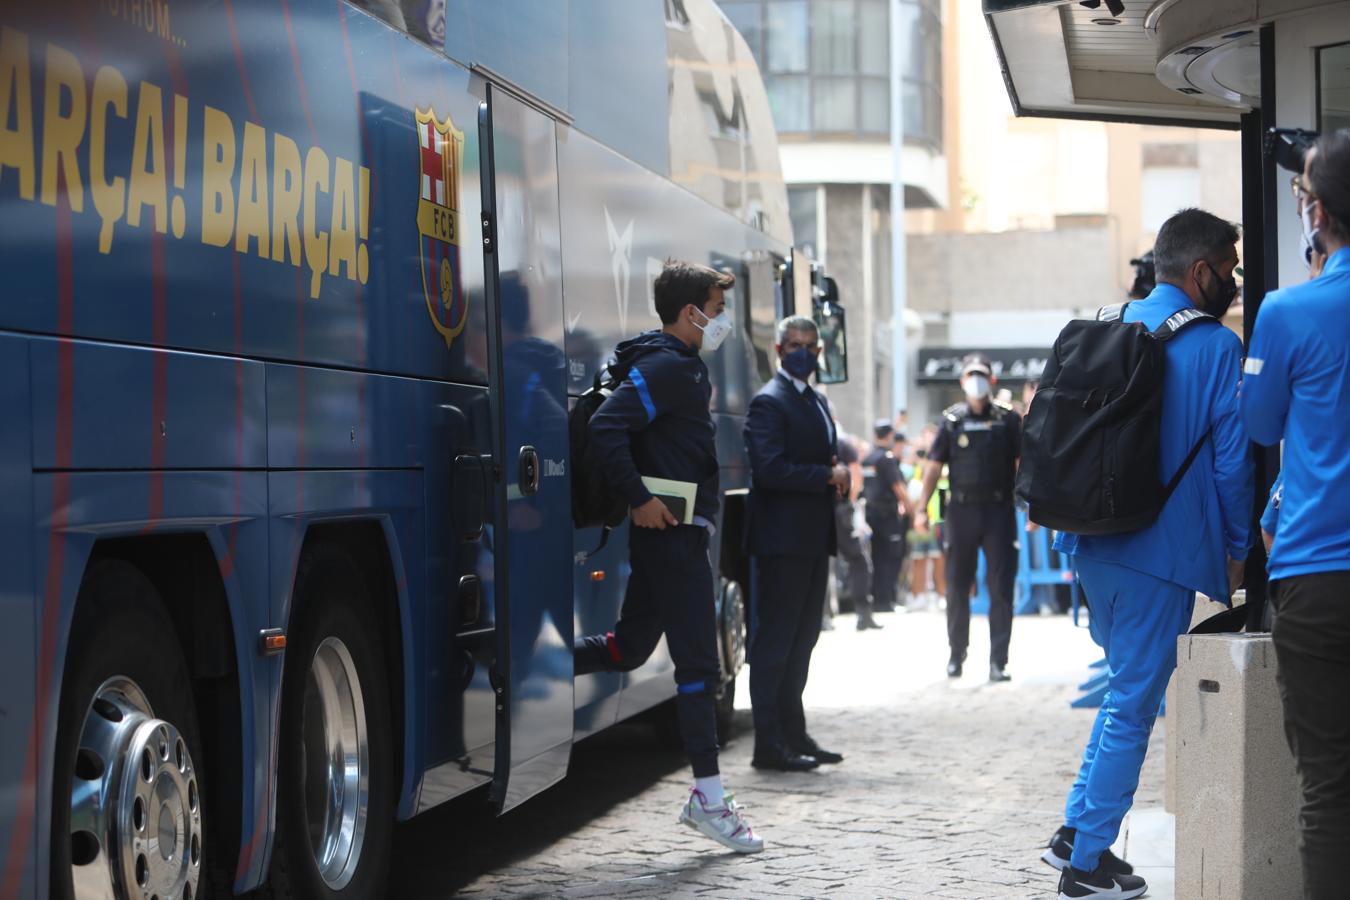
{"left": 259, "top": 629, "right": 287, "bottom": 656}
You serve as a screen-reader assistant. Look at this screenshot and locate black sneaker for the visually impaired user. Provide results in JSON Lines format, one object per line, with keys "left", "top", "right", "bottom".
{"left": 1057, "top": 862, "right": 1147, "bottom": 899}
{"left": 1040, "top": 826, "right": 1134, "bottom": 875}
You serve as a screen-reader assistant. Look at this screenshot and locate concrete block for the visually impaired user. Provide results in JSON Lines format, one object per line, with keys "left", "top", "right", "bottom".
{"left": 1165, "top": 593, "right": 1230, "bottom": 814}
{"left": 1174, "top": 633, "right": 1300, "bottom": 899}
{"left": 1165, "top": 675, "right": 1177, "bottom": 813}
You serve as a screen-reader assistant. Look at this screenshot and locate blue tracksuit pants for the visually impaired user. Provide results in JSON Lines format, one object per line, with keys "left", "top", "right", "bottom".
{"left": 1064, "top": 557, "right": 1195, "bottom": 871}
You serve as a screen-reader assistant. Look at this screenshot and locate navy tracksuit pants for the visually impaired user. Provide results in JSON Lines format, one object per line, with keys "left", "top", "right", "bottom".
{"left": 574, "top": 525, "right": 722, "bottom": 776}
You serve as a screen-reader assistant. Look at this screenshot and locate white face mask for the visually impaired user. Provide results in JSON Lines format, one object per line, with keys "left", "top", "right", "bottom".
{"left": 693, "top": 308, "right": 733, "bottom": 352}
{"left": 963, "top": 374, "right": 991, "bottom": 401}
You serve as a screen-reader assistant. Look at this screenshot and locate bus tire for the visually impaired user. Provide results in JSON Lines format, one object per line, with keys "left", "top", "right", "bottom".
{"left": 266, "top": 545, "right": 395, "bottom": 900}
{"left": 51, "top": 559, "right": 220, "bottom": 900}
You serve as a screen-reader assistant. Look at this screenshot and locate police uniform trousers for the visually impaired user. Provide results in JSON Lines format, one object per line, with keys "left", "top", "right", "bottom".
{"left": 1063, "top": 556, "right": 1194, "bottom": 871}
{"left": 834, "top": 500, "right": 873, "bottom": 619}
{"left": 749, "top": 553, "right": 829, "bottom": 751}
{"left": 866, "top": 509, "right": 906, "bottom": 612}
{"left": 574, "top": 526, "right": 721, "bottom": 777}
{"left": 944, "top": 500, "right": 1017, "bottom": 666}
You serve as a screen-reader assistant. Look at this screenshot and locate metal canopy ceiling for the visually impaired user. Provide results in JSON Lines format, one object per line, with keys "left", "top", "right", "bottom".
{"left": 983, "top": 0, "right": 1242, "bottom": 128}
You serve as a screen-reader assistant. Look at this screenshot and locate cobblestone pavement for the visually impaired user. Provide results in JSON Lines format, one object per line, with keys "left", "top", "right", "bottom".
{"left": 390, "top": 609, "right": 1167, "bottom": 899}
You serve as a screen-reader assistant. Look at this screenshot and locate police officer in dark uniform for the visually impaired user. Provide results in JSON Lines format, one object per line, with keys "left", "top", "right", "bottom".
{"left": 863, "top": 421, "right": 911, "bottom": 615}
{"left": 916, "top": 353, "right": 1021, "bottom": 682}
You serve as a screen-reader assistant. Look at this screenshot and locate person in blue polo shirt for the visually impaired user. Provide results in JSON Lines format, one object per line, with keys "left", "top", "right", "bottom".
{"left": 1242, "top": 129, "right": 1350, "bottom": 900}
{"left": 1046, "top": 209, "right": 1253, "bottom": 900}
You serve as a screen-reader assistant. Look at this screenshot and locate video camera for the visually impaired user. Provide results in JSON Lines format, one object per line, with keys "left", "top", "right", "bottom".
{"left": 1266, "top": 127, "right": 1319, "bottom": 174}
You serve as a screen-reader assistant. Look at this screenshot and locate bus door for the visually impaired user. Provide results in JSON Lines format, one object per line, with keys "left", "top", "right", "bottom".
{"left": 479, "top": 86, "right": 575, "bottom": 813}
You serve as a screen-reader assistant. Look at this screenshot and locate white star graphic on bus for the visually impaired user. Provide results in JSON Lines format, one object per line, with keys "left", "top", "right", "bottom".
{"left": 605, "top": 206, "right": 634, "bottom": 334}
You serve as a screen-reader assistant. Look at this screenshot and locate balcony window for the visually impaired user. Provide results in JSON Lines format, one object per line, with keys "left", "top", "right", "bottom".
{"left": 726, "top": 0, "right": 941, "bottom": 147}
{"left": 766, "top": 0, "right": 809, "bottom": 73}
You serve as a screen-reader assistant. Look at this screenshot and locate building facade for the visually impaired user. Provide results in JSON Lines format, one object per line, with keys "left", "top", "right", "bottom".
{"left": 719, "top": 0, "right": 948, "bottom": 439}
{"left": 720, "top": 0, "right": 1242, "bottom": 433}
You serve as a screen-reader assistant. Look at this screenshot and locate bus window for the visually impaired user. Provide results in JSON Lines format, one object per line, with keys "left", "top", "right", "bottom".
{"left": 350, "top": 0, "right": 406, "bottom": 30}
{"left": 745, "top": 251, "right": 779, "bottom": 384}
{"left": 349, "top": 0, "right": 445, "bottom": 48}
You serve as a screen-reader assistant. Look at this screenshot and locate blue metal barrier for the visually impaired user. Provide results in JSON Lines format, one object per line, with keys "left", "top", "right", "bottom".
{"left": 971, "top": 510, "right": 1075, "bottom": 615}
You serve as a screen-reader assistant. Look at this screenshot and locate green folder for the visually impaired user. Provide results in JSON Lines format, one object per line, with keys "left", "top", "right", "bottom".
{"left": 640, "top": 477, "right": 697, "bottom": 525}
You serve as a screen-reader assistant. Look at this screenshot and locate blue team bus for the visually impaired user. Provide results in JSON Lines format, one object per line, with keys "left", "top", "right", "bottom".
{"left": 0, "top": 1, "right": 848, "bottom": 897}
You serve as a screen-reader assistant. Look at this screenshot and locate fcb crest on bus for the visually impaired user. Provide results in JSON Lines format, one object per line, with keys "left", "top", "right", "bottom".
{"left": 415, "top": 107, "right": 467, "bottom": 348}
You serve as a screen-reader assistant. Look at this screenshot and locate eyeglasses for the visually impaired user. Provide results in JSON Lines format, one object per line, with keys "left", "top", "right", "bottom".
{"left": 1292, "top": 176, "right": 1315, "bottom": 203}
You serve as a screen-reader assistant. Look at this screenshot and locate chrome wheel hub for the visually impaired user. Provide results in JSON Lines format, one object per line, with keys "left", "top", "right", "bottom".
{"left": 720, "top": 579, "right": 748, "bottom": 673}
{"left": 69, "top": 677, "right": 202, "bottom": 900}
{"left": 301, "top": 636, "right": 369, "bottom": 890}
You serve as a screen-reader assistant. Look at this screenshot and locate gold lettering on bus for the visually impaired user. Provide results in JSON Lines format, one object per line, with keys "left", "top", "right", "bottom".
{"left": 0, "top": 28, "right": 375, "bottom": 297}
{"left": 40, "top": 42, "right": 84, "bottom": 211}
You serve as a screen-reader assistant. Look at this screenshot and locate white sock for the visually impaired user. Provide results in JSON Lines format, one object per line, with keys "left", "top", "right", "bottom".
{"left": 694, "top": 775, "right": 725, "bottom": 807}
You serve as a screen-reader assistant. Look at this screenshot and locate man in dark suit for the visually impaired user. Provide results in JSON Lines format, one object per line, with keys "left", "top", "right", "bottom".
{"left": 744, "top": 315, "right": 850, "bottom": 771}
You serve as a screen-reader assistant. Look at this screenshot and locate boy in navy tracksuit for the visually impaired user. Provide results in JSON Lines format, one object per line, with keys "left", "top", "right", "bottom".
{"left": 573, "top": 260, "right": 764, "bottom": 853}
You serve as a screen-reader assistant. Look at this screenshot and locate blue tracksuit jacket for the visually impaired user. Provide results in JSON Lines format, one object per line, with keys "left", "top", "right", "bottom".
{"left": 1242, "top": 247, "right": 1350, "bottom": 580}
{"left": 1054, "top": 284, "right": 1253, "bottom": 600}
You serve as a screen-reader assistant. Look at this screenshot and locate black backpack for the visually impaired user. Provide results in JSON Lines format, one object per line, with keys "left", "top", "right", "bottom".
{"left": 569, "top": 361, "right": 633, "bottom": 544}
{"left": 1016, "top": 303, "right": 1216, "bottom": 535}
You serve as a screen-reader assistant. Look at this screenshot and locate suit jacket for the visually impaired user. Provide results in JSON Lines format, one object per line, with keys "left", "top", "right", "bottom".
{"left": 743, "top": 372, "right": 838, "bottom": 557}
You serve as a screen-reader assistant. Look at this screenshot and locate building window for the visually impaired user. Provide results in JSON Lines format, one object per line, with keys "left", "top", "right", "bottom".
{"left": 858, "top": 0, "right": 889, "bottom": 76}
{"left": 723, "top": 0, "right": 941, "bottom": 147}
{"left": 1318, "top": 42, "right": 1350, "bottom": 132}
{"left": 788, "top": 186, "right": 820, "bottom": 260}
{"left": 1142, "top": 168, "right": 1202, "bottom": 236}
{"left": 766, "top": 0, "right": 810, "bottom": 73}
{"left": 813, "top": 78, "right": 857, "bottom": 131}
{"left": 767, "top": 75, "right": 811, "bottom": 132}
{"left": 811, "top": 0, "right": 857, "bottom": 75}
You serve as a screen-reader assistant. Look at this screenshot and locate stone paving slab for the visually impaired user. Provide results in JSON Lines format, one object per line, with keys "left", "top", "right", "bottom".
{"left": 390, "top": 611, "right": 1168, "bottom": 899}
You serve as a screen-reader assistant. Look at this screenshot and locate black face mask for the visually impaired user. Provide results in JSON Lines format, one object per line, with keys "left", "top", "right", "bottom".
{"left": 1198, "top": 262, "right": 1238, "bottom": 317}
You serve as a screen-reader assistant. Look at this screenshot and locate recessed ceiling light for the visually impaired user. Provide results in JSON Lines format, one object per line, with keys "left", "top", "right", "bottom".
{"left": 1092, "top": 17, "right": 1121, "bottom": 25}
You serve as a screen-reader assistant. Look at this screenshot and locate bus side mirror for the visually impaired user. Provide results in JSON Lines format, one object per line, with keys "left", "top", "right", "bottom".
{"left": 814, "top": 291, "right": 848, "bottom": 385}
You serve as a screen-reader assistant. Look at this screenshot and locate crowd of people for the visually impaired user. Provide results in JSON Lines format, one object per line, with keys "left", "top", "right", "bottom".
{"left": 568, "top": 128, "right": 1349, "bottom": 900}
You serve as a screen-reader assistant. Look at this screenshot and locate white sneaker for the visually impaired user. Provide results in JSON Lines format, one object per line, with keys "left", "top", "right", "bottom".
{"left": 679, "top": 789, "right": 765, "bottom": 853}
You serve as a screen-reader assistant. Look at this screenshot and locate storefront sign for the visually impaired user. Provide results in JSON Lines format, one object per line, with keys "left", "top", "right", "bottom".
{"left": 916, "top": 348, "right": 1048, "bottom": 383}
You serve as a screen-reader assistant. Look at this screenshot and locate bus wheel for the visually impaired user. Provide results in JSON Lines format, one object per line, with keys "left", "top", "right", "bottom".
{"left": 51, "top": 560, "right": 206, "bottom": 900}
{"left": 267, "top": 547, "right": 394, "bottom": 899}
{"left": 719, "top": 579, "right": 748, "bottom": 677}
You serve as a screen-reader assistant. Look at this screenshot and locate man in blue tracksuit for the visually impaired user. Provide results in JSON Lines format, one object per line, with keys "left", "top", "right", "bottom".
{"left": 571, "top": 260, "right": 764, "bottom": 853}
{"left": 1047, "top": 209, "right": 1253, "bottom": 900}
{"left": 1242, "top": 131, "right": 1350, "bottom": 900}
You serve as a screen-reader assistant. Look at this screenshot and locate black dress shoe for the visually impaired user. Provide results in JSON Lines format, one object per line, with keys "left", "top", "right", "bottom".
{"left": 989, "top": 663, "right": 1012, "bottom": 683}
{"left": 789, "top": 736, "right": 843, "bottom": 764}
{"left": 751, "top": 746, "right": 820, "bottom": 771}
{"left": 856, "top": 618, "right": 883, "bottom": 631}
{"left": 947, "top": 651, "right": 966, "bottom": 678}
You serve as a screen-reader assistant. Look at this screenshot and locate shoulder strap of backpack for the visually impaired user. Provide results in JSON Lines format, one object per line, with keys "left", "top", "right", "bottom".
{"left": 1153, "top": 307, "right": 1216, "bottom": 340}
{"left": 595, "top": 359, "right": 633, "bottom": 393}
{"left": 1160, "top": 427, "right": 1211, "bottom": 506}
{"left": 1096, "top": 302, "right": 1129, "bottom": 323}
